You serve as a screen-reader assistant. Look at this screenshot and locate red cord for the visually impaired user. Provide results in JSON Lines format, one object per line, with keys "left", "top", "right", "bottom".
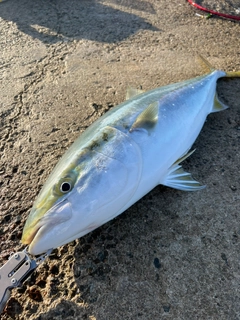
{"left": 187, "top": 0, "right": 240, "bottom": 21}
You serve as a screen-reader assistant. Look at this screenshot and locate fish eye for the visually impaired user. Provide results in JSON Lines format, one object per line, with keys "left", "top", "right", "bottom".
{"left": 60, "top": 182, "right": 72, "bottom": 193}
{"left": 54, "top": 171, "right": 77, "bottom": 196}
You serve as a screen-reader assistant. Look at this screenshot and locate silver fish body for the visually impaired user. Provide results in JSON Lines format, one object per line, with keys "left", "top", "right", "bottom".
{"left": 22, "top": 68, "right": 231, "bottom": 255}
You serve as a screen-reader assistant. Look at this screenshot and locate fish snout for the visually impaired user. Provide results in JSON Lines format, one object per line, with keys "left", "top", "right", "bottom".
{"left": 22, "top": 200, "right": 72, "bottom": 255}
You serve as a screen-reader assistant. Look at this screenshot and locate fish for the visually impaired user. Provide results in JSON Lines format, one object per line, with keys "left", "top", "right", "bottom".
{"left": 21, "top": 58, "right": 240, "bottom": 255}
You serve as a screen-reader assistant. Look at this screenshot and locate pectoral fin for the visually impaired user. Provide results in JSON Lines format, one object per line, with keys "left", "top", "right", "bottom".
{"left": 130, "top": 101, "right": 159, "bottom": 133}
{"left": 162, "top": 150, "right": 205, "bottom": 191}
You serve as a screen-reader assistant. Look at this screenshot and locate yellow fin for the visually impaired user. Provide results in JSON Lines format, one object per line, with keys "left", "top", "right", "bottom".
{"left": 212, "top": 93, "right": 228, "bottom": 113}
{"left": 126, "top": 87, "right": 144, "bottom": 100}
{"left": 225, "top": 70, "right": 240, "bottom": 78}
{"left": 130, "top": 101, "right": 158, "bottom": 133}
{"left": 163, "top": 149, "right": 205, "bottom": 191}
{"left": 172, "top": 149, "right": 196, "bottom": 166}
{"left": 197, "top": 54, "right": 215, "bottom": 74}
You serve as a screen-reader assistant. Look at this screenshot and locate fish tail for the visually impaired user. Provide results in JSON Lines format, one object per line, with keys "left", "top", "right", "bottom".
{"left": 197, "top": 54, "right": 215, "bottom": 73}
{"left": 225, "top": 70, "right": 240, "bottom": 78}
{"left": 212, "top": 69, "right": 240, "bottom": 113}
{"left": 196, "top": 54, "right": 240, "bottom": 78}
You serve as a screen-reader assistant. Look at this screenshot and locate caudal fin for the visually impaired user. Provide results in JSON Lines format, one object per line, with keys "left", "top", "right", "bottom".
{"left": 225, "top": 70, "right": 240, "bottom": 78}
{"left": 197, "top": 54, "right": 215, "bottom": 73}
{"left": 197, "top": 55, "right": 240, "bottom": 79}
{"left": 212, "top": 67, "right": 240, "bottom": 113}
{"left": 211, "top": 93, "right": 229, "bottom": 113}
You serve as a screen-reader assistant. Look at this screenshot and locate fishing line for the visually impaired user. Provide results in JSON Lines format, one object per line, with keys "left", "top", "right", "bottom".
{"left": 187, "top": 0, "right": 240, "bottom": 21}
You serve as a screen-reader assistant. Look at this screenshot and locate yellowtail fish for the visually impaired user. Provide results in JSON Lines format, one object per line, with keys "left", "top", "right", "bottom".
{"left": 21, "top": 59, "right": 240, "bottom": 255}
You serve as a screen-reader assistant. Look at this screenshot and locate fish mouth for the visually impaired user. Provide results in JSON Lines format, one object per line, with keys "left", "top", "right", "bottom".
{"left": 22, "top": 218, "right": 53, "bottom": 251}
{"left": 22, "top": 224, "right": 42, "bottom": 245}
{"left": 21, "top": 214, "right": 47, "bottom": 245}
{"left": 22, "top": 200, "right": 73, "bottom": 255}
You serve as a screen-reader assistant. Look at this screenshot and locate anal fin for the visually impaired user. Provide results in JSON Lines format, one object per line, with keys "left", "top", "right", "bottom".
{"left": 162, "top": 150, "right": 205, "bottom": 191}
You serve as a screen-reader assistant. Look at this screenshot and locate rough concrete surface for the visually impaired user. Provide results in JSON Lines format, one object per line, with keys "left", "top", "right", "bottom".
{"left": 0, "top": 0, "right": 240, "bottom": 319}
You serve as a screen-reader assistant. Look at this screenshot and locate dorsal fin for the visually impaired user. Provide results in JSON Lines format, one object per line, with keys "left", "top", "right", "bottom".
{"left": 130, "top": 101, "right": 159, "bottom": 133}
{"left": 126, "top": 87, "right": 144, "bottom": 100}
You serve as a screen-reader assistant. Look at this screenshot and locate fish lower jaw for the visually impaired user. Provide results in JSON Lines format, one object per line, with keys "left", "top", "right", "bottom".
{"left": 27, "top": 225, "right": 51, "bottom": 255}
{"left": 22, "top": 220, "right": 51, "bottom": 254}
{"left": 21, "top": 225, "right": 42, "bottom": 245}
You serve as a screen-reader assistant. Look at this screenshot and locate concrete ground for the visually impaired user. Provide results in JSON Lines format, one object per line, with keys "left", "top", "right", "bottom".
{"left": 0, "top": 0, "right": 240, "bottom": 319}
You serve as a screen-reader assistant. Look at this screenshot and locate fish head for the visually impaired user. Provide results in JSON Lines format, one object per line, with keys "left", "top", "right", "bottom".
{"left": 22, "top": 127, "right": 142, "bottom": 255}
{"left": 21, "top": 153, "right": 82, "bottom": 255}
{"left": 21, "top": 146, "right": 108, "bottom": 255}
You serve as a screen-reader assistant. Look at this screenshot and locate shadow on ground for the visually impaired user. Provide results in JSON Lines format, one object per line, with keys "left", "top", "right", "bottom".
{"left": 0, "top": 0, "right": 158, "bottom": 43}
